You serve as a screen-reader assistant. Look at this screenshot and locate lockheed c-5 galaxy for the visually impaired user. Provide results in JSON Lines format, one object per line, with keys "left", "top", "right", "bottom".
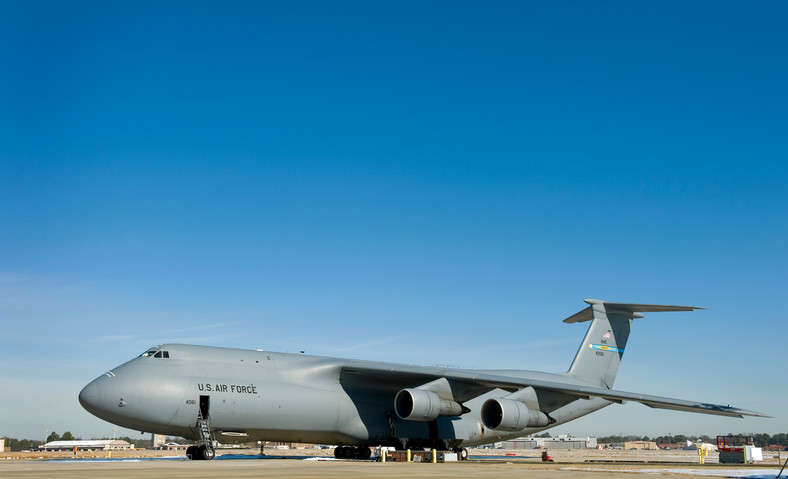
{"left": 79, "top": 299, "right": 767, "bottom": 460}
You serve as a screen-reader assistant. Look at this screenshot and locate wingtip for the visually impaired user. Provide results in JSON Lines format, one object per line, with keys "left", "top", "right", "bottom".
{"left": 752, "top": 412, "right": 775, "bottom": 418}
{"left": 726, "top": 407, "right": 773, "bottom": 418}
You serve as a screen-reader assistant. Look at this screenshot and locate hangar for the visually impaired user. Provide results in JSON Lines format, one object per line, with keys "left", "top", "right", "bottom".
{"left": 41, "top": 439, "right": 133, "bottom": 451}
{"left": 501, "top": 435, "right": 598, "bottom": 450}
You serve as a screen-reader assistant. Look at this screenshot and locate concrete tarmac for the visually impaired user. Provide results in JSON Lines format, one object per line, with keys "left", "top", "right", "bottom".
{"left": 0, "top": 459, "right": 680, "bottom": 479}
{"left": 3, "top": 449, "right": 783, "bottom": 478}
{"left": 0, "top": 457, "right": 780, "bottom": 479}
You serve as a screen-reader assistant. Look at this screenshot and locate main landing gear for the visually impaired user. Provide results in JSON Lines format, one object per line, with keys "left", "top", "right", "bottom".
{"left": 334, "top": 445, "right": 372, "bottom": 459}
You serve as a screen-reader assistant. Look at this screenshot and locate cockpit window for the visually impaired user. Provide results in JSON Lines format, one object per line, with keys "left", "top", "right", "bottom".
{"left": 139, "top": 348, "right": 169, "bottom": 358}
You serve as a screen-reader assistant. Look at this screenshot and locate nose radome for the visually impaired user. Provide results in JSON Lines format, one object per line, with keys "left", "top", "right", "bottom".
{"left": 79, "top": 374, "right": 117, "bottom": 417}
{"left": 79, "top": 378, "right": 101, "bottom": 413}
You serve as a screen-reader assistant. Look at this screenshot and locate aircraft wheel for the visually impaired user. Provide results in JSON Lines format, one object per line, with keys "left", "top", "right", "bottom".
{"left": 198, "top": 444, "right": 215, "bottom": 460}
{"left": 186, "top": 445, "right": 198, "bottom": 460}
{"left": 356, "top": 446, "right": 371, "bottom": 460}
{"left": 335, "top": 446, "right": 353, "bottom": 459}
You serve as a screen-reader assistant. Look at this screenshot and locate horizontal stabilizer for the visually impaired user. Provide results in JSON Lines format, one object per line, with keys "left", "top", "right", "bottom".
{"left": 563, "top": 299, "right": 704, "bottom": 323}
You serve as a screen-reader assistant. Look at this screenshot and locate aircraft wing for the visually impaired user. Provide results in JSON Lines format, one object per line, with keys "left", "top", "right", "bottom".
{"left": 513, "top": 378, "right": 770, "bottom": 418}
{"left": 340, "top": 363, "right": 770, "bottom": 418}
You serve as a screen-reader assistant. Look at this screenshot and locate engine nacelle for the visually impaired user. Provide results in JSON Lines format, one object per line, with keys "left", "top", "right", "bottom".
{"left": 480, "top": 398, "right": 551, "bottom": 431}
{"left": 394, "top": 388, "right": 463, "bottom": 421}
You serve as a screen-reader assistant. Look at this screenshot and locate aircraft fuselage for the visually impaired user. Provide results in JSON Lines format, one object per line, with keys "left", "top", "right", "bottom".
{"left": 79, "top": 343, "right": 604, "bottom": 448}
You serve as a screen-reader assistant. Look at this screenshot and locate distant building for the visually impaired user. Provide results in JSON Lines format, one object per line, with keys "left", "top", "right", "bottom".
{"left": 624, "top": 441, "right": 658, "bottom": 450}
{"left": 262, "top": 441, "right": 316, "bottom": 449}
{"left": 500, "top": 438, "right": 539, "bottom": 449}
{"left": 154, "top": 442, "right": 190, "bottom": 451}
{"left": 41, "top": 440, "right": 134, "bottom": 451}
{"left": 151, "top": 434, "right": 166, "bottom": 449}
{"left": 501, "top": 435, "right": 597, "bottom": 450}
{"left": 764, "top": 445, "right": 788, "bottom": 452}
{"left": 545, "top": 435, "right": 598, "bottom": 450}
{"left": 657, "top": 442, "right": 682, "bottom": 450}
{"left": 0, "top": 439, "right": 6, "bottom": 453}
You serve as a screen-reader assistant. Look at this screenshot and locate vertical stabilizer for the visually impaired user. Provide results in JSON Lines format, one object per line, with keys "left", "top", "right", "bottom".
{"left": 564, "top": 299, "right": 702, "bottom": 388}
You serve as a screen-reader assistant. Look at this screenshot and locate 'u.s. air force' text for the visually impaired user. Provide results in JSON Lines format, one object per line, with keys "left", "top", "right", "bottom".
{"left": 197, "top": 383, "right": 257, "bottom": 394}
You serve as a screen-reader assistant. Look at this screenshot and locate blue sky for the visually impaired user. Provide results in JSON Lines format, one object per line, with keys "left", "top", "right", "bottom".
{"left": 1, "top": 1, "right": 786, "bottom": 441}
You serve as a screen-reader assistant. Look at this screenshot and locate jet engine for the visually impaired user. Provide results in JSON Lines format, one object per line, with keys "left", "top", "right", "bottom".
{"left": 394, "top": 388, "right": 463, "bottom": 421}
{"left": 480, "top": 398, "right": 551, "bottom": 431}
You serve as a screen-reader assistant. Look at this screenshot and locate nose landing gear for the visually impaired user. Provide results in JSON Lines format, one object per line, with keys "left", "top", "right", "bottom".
{"left": 187, "top": 395, "right": 217, "bottom": 460}
{"left": 186, "top": 444, "right": 216, "bottom": 460}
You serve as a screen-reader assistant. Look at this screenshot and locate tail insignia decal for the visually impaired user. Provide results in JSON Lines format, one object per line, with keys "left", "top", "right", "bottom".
{"left": 588, "top": 344, "right": 624, "bottom": 354}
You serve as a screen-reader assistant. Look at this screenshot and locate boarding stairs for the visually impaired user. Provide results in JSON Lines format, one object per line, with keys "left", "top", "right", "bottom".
{"left": 196, "top": 410, "right": 215, "bottom": 450}
{"left": 197, "top": 413, "right": 213, "bottom": 447}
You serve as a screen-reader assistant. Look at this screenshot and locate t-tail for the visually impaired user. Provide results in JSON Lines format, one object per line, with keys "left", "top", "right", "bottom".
{"left": 564, "top": 299, "right": 703, "bottom": 388}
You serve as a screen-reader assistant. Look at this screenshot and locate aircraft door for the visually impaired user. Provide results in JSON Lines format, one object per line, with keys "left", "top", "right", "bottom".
{"left": 200, "top": 395, "right": 210, "bottom": 419}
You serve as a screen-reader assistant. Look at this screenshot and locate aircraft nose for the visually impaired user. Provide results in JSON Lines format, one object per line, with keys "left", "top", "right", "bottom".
{"left": 79, "top": 376, "right": 101, "bottom": 413}
{"left": 79, "top": 380, "right": 98, "bottom": 409}
{"left": 79, "top": 374, "right": 117, "bottom": 417}
{"left": 80, "top": 359, "right": 191, "bottom": 432}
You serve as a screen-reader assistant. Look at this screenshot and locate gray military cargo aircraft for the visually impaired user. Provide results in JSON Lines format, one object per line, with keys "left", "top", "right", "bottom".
{"left": 79, "top": 299, "right": 767, "bottom": 460}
